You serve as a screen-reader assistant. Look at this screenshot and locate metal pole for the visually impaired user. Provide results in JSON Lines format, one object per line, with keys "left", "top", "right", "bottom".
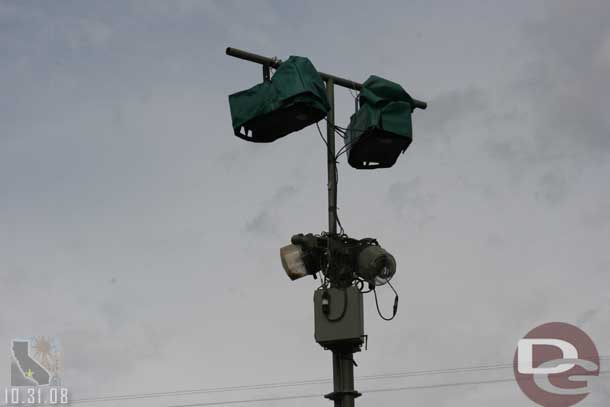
{"left": 332, "top": 352, "right": 342, "bottom": 407}
{"left": 325, "top": 79, "right": 360, "bottom": 407}
{"left": 225, "top": 46, "right": 410, "bottom": 407}
{"left": 326, "top": 350, "right": 360, "bottom": 407}
{"left": 337, "top": 352, "right": 358, "bottom": 407}
{"left": 326, "top": 78, "right": 337, "bottom": 236}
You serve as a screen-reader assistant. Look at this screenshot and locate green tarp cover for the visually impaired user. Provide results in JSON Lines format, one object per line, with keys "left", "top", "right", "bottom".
{"left": 229, "top": 56, "right": 330, "bottom": 138}
{"left": 351, "top": 75, "right": 414, "bottom": 138}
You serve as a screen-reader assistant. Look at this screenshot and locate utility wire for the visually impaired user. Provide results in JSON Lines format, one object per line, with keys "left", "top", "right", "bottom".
{"left": 3, "top": 370, "right": 608, "bottom": 407}
{"left": 167, "top": 371, "right": 610, "bottom": 407}
{"left": 168, "top": 393, "right": 322, "bottom": 407}
{"left": 19, "top": 356, "right": 609, "bottom": 406}
{"left": 364, "top": 371, "right": 610, "bottom": 394}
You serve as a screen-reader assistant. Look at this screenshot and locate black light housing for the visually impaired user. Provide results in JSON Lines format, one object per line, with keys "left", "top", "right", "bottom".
{"left": 228, "top": 56, "right": 330, "bottom": 143}
{"left": 280, "top": 244, "right": 309, "bottom": 280}
{"left": 236, "top": 103, "right": 328, "bottom": 143}
{"left": 345, "top": 75, "right": 415, "bottom": 169}
{"left": 356, "top": 244, "right": 396, "bottom": 286}
{"left": 280, "top": 233, "right": 396, "bottom": 287}
{"left": 280, "top": 234, "right": 325, "bottom": 280}
{"left": 346, "top": 127, "right": 411, "bottom": 169}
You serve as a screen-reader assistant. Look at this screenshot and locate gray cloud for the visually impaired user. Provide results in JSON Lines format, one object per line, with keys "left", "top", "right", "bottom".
{"left": 244, "top": 210, "right": 277, "bottom": 237}
{"left": 419, "top": 86, "right": 489, "bottom": 135}
{"left": 510, "top": 0, "right": 610, "bottom": 162}
{"left": 387, "top": 176, "right": 437, "bottom": 228}
{"left": 243, "top": 185, "right": 299, "bottom": 237}
{"left": 536, "top": 170, "right": 568, "bottom": 206}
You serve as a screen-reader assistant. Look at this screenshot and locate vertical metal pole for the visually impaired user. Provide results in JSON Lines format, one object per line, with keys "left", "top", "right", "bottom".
{"left": 326, "top": 78, "right": 337, "bottom": 236}
{"left": 328, "top": 351, "right": 358, "bottom": 407}
{"left": 325, "top": 78, "right": 359, "bottom": 407}
{"left": 222, "top": 47, "right": 424, "bottom": 407}
{"left": 331, "top": 352, "right": 342, "bottom": 407}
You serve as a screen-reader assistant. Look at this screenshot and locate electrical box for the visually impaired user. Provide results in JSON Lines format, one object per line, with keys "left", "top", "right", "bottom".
{"left": 314, "top": 286, "right": 364, "bottom": 350}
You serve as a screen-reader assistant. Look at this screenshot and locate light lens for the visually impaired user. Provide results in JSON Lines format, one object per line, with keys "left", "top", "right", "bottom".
{"left": 280, "top": 244, "right": 309, "bottom": 280}
{"left": 357, "top": 245, "right": 396, "bottom": 286}
{"left": 373, "top": 258, "right": 396, "bottom": 286}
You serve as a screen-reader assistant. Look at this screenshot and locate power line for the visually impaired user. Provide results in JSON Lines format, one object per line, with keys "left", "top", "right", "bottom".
{"left": 11, "top": 355, "right": 607, "bottom": 406}
{"left": 365, "top": 370, "right": 610, "bottom": 394}
{"left": 167, "top": 370, "right": 610, "bottom": 407}
{"left": 3, "top": 368, "right": 606, "bottom": 407}
{"left": 168, "top": 393, "right": 322, "bottom": 407}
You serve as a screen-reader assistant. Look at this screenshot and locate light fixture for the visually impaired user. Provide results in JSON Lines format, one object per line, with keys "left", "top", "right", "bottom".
{"left": 345, "top": 75, "right": 414, "bottom": 169}
{"left": 280, "top": 244, "right": 309, "bottom": 281}
{"left": 229, "top": 56, "right": 330, "bottom": 143}
{"left": 280, "top": 234, "right": 325, "bottom": 281}
{"left": 355, "top": 244, "right": 396, "bottom": 286}
{"left": 280, "top": 233, "right": 396, "bottom": 287}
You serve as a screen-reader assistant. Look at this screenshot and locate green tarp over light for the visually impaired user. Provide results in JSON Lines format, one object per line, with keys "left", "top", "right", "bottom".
{"left": 353, "top": 75, "right": 414, "bottom": 138}
{"left": 229, "top": 56, "right": 330, "bottom": 142}
{"left": 345, "top": 75, "right": 415, "bottom": 169}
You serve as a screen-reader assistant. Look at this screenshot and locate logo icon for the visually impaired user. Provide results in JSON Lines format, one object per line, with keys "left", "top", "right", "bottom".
{"left": 10, "top": 337, "right": 62, "bottom": 387}
{"left": 514, "top": 322, "right": 600, "bottom": 407}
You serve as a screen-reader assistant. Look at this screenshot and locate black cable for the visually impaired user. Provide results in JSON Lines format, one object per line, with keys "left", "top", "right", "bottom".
{"left": 334, "top": 125, "right": 365, "bottom": 160}
{"left": 333, "top": 126, "right": 347, "bottom": 139}
{"left": 348, "top": 87, "right": 359, "bottom": 101}
{"left": 336, "top": 214, "right": 345, "bottom": 235}
{"left": 323, "top": 117, "right": 347, "bottom": 136}
{"left": 316, "top": 122, "right": 328, "bottom": 146}
{"left": 336, "top": 137, "right": 358, "bottom": 159}
{"left": 330, "top": 121, "right": 371, "bottom": 134}
{"left": 317, "top": 271, "right": 326, "bottom": 288}
{"left": 373, "top": 280, "right": 399, "bottom": 321}
{"left": 318, "top": 120, "right": 356, "bottom": 236}
{"left": 323, "top": 287, "right": 349, "bottom": 322}
{"left": 336, "top": 126, "right": 380, "bottom": 159}
{"left": 334, "top": 159, "right": 345, "bottom": 235}
{"left": 317, "top": 120, "right": 345, "bottom": 235}
{"left": 357, "top": 278, "right": 374, "bottom": 293}
{"left": 329, "top": 122, "right": 351, "bottom": 132}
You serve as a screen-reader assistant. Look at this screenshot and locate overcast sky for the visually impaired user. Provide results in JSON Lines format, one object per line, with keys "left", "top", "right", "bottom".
{"left": 1, "top": 0, "right": 609, "bottom": 406}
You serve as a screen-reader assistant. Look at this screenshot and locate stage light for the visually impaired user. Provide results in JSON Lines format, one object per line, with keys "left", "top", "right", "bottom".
{"left": 229, "top": 56, "right": 330, "bottom": 143}
{"left": 280, "top": 233, "right": 396, "bottom": 287}
{"left": 280, "top": 244, "right": 309, "bottom": 281}
{"left": 345, "top": 75, "right": 415, "bottom": 169}
{"left": 280, "top": 234, "right": 325, "bottom": 281}
{"left": 355, "top": 244, "right": 396, "bottom": 286}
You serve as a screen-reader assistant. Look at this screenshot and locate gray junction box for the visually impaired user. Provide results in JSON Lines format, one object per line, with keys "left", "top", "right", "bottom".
{"left": 314, "top": 286, "right": 364, "bottom": 350}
